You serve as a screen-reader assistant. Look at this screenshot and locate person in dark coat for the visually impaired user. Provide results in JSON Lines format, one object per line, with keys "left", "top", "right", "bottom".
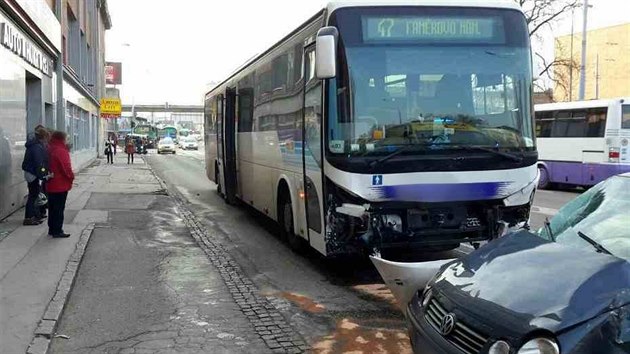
{"left": 105, "top": 139, "right": 115, "bottom": 164}
{"left": 47, "top": 131, "right": 74, "bottom": 238}
{"left": 21, "top": 125, "right": 50, "bottom": 225}
{"left": 125, "top": 137, "right": 136, "bottom": 164}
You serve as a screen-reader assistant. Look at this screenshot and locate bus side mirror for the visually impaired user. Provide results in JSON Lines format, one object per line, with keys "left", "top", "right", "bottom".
{"left": 316, "top": 26, "right": 338, "bottom": 79}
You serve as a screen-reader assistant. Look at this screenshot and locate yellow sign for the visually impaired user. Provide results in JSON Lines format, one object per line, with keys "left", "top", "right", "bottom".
{"left": 100, "top": 98, "right": 121, "bottom": 117}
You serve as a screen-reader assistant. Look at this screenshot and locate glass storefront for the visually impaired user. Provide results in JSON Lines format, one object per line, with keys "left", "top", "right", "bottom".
{"left": 0, "top": 9, "right": 57, "bottom": 219}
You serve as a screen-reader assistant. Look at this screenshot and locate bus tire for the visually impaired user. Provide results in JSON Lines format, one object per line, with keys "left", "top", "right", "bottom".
{"left": 538, "top": 165, "right": 550, "bottom": 189}
{"left": 279, "top": 193, "right": 306, "bottom": 253}
{"left": 215, "top": 166, "right": 222, "bottom": 195}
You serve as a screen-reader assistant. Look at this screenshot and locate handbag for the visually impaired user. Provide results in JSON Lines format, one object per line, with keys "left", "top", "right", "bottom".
{"left": 35, "top": 192, "right": 48, "bottom": 207}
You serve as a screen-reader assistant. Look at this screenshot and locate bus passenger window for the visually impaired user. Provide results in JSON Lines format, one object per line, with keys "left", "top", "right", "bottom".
{"left": 622, "top": 105, "right": 630, "bottom": 129}
{"left": 586, "top": 108, "right": 607, "bottom": 137}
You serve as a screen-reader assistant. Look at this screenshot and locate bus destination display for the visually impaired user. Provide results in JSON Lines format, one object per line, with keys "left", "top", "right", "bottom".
{"left": 363, "top": 17, "right": 502, "bottom": 42}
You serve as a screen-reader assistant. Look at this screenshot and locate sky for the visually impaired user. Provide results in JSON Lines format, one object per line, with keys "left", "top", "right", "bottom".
{"left": 105, "top": 0, "right": 629, "bottom": 105}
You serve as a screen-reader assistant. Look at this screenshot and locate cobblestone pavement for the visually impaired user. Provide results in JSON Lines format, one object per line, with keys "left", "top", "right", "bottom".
{"left": 174, "top": 194, "right": 309, "bottom": 353}
{"left": 50, "top": 187, "right": 271, "bottom": 352}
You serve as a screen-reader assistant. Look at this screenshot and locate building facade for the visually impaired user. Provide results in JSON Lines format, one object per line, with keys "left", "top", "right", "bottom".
{"left": 554, "top": 23, "right": 630, "bottom": 102}
{"left": 0, "top": 0, "right": 110, "bottom": 220}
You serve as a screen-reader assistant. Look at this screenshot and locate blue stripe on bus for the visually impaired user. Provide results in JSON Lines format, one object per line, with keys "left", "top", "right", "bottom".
{"left": 370, "top": 182, "right": 514, "bottom": 202}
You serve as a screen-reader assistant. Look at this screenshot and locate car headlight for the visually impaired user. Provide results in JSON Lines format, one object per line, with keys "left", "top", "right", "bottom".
{"left": 420, "top": 288, "right": 432, "bottom": 307}
{"left": 489, "top": 340, "right": 511, "bottom": 354}
{"left": 517, "top": 337, "right": 559, "bottom": 354}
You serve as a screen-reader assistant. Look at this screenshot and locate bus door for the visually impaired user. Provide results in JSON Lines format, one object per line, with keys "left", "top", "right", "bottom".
{"left": 216, "top": 95, "right": 225, "bottom": 193}
{"left": 302, "top": 45, "right": 325, "bottom": 254}
{"left": 223, "top": 87, "right": 239, "bottom": 204}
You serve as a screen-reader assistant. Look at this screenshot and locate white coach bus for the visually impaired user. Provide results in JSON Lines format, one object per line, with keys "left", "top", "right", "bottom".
{"left": 204, "top": 1, "right": 538, "bottom": 257}
{"left": 535, "top": 98, "right": 630, "bottom": 189}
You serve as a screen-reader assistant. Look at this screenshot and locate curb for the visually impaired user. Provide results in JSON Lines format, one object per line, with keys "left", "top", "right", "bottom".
{"left": 26, "top": 224, "right": 96, "bottom": 354}
{"left": 145, "top": 158, "right": 309, "bottom": 353}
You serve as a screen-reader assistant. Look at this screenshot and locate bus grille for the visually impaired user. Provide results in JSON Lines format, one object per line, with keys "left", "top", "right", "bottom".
{"left": 425, "top": 298, "right": 489, "bottom": 354}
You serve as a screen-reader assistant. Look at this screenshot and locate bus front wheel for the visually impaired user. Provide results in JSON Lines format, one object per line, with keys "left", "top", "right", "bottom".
{"left": 538, "top": 166, "right": 551, "bottom": 190}
{"left": 279, "top": 195, "right": 306, "bottom": 253}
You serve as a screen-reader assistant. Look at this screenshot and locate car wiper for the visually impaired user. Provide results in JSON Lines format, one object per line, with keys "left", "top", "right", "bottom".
{"left": 576, "top": 231, "right": 613, "bottom": 256}
{"left": 368, "top": 145, "right": 426, "bottom": 169}
{"left": 544, "top": 217, "right": 554, "bottom": 240}
{"left": 455, "top": 146, "right": 523, "bottom": 162}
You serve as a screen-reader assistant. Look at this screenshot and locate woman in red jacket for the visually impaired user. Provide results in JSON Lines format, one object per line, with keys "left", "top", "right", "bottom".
{"left": 47, "top": 131, "right": 74, "bottom": 238}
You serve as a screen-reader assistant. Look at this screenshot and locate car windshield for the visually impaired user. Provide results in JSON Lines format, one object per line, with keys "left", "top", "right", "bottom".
{"left": 161, "top": 138, "right": 173, "bottom": 144}
{"left": 328, "top": 8, "right": 534, "bottom": 157}
{"left": 538, "top": 176, "right": 630, "bottom": 261}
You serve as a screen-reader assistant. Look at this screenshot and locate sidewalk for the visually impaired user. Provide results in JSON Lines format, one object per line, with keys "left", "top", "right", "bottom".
{"left": 0, "top": 157, "right": 161, "bottom": 354}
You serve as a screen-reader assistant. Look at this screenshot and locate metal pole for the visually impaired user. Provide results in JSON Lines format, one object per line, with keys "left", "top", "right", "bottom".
{"left": 569, "top": 9, "right": 574, "bottom": 101}
{"left": 54, "top": 0, "right": 64, "bottom": 130}
{"left": 595, "top": 54, "right": 599, "bottom": 99}
{"left": 578, "top": 0, "right": 589, "bottom": 100}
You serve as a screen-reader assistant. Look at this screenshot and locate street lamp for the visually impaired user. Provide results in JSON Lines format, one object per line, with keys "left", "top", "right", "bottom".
{"left": 578, "top": 0, "right": 594, "bottom": 101}
{"left": 569, "top": 2, "right": 593, "bottom": 101}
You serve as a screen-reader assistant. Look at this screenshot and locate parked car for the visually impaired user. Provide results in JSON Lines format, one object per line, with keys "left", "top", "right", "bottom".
{"left": 373, "top": 173, "right": 630, "bottom": 354}
{"left": 180, "top": 136, "right": 198, "bottom": 150}
{"left": 157, "top": 137, "right": 176, "bottom": 154}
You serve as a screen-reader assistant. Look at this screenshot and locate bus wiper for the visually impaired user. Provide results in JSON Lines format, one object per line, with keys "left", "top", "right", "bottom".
{"left": 368, "top": 145, "right": 426, "bottom": 169}
{"left": 576, "top": 231, "right": 613, "bottom": 256}
{"left": 456, "top": 146, "right": 523, "bottom": 162}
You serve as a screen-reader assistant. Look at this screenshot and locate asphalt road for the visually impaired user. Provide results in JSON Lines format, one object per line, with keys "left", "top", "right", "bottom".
{"left": 145, "top": 147, "right": 580, "bottom": 353}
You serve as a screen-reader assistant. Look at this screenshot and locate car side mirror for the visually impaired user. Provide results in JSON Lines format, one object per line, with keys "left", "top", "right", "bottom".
{"left": 315, "top": 26, "right": 338, "bottom": 79}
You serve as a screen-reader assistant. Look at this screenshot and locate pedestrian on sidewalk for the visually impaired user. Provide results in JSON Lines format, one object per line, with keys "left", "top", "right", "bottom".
{"left": 125, "top": 137, "right": 136, "bottom": 164}
{"left": 46, "top": 131, "right": 74, "bottom": 238}
{"left": 105, "top": 139, "right": 115, "bottom": 164}
{"left": 21, "top": 125, "right": 50, "bottom": 225}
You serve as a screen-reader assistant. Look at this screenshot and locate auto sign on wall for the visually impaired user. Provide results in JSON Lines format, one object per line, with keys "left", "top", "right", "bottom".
{"left": 100, "top": 98, "right": 121, "bottom": 118}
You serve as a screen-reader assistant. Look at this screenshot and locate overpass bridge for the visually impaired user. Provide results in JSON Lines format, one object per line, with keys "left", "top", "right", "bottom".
{"left": 122, "top": 104, "right": 203, "bottom": 113}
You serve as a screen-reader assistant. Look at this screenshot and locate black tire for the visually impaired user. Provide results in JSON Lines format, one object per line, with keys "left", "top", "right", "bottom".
{"left": 215, "top": 167, "right": 222, "bottom": 195}
{"left": 279, "top": 194, "right": 306, "bottom": 253}
{"left": 173, "top": 151, "right": 176, "bottom": 155}
{"left": 538, "top": 166, "right": 551, "bottom": 190}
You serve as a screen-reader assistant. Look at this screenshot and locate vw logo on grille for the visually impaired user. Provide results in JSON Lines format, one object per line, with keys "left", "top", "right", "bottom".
{"left": 439, "top": 313, "right": 456, "bottom": 336}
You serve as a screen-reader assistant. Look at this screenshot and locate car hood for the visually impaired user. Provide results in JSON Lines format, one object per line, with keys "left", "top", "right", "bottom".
{"left": 434, "top": 230, "right": 630, "bottom": 334}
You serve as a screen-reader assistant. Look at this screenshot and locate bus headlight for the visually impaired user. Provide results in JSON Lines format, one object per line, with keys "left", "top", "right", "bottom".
{"left": 517, "top": 337, "right": 559, "bottom": 354}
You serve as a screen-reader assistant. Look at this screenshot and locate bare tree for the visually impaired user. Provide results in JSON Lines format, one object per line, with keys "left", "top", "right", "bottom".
{"left": 516, "top": 0, "right": 581, "bottom": 100}
{"left": 518, "top": 0, "right": 580, "bottom": 37}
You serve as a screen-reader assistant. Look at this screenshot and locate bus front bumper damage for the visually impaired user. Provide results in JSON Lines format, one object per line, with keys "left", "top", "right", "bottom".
{"left": 324, "top": 200, "right": 532, "bottom": 256}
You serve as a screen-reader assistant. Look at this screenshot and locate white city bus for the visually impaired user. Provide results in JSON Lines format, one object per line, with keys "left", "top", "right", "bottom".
{"left": 535, "top": 98, "right": 630, "bottom": 189}
{"left": 204, "top": 1, "right": 538, "bottom": 257}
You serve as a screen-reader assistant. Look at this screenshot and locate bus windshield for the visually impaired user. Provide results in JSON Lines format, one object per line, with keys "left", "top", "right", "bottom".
{"left": 327, "top": 7, "right": 534, "bottom": 157}
{"left": 159, "top": 127, "right": 177, "bottom": 139}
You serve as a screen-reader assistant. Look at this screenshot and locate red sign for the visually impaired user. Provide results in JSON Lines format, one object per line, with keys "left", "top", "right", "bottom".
{"left": 100, "top": 113, "right": 120, "bottom": 119}
{"left": 105, "top": 62, "right": 122, "bottom": 85}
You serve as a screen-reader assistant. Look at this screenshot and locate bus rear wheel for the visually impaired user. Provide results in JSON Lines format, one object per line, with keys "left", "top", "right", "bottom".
{"left": 215, "top": 167, "right": 222, "bottom": 195}
{"left": 279, "top": 195, "right": 306, "bottom": 253}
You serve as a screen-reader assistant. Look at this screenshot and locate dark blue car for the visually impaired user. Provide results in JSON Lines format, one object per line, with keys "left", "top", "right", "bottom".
{"left": 405, "top": 173, "right": 630, "bottom": 354}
